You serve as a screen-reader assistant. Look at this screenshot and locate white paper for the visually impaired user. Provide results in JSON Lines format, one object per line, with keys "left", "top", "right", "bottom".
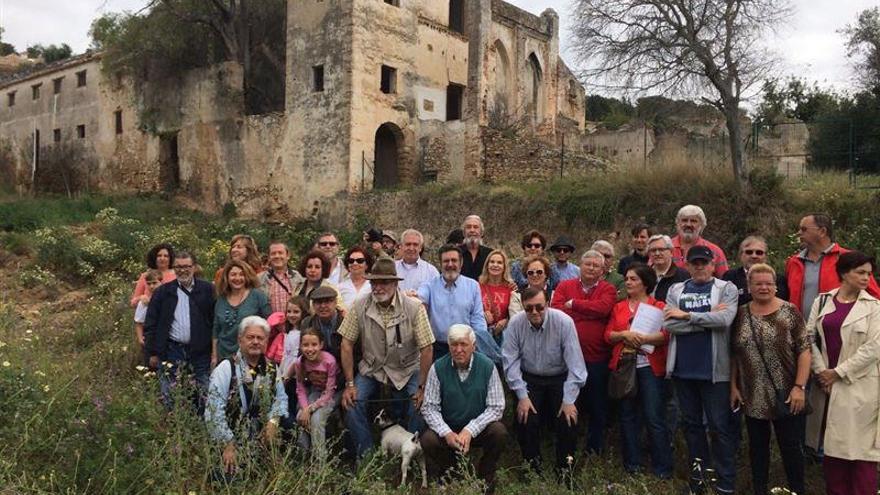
{"left": 631, "top": 303, "right": 664, "bottom": 354}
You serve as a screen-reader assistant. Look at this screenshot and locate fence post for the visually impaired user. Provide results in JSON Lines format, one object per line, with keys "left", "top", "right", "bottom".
{"left": 643, "top": 123, "right": 648, "bottom": 169}
{"left": 361, "top": 151, "right": 365, "bottom": 192}
{"left": 560, "top": 133, "right": 565, "bottom": 178}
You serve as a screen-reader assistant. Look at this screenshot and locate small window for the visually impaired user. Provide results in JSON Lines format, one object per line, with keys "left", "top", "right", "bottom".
{"left": 383, "top": 0, "right": 399, "bottom": 5}
{"left": 32, "top": 84, "right": 41, "bottom": 100}
{"left": 312, "top": 65, "right": 324, "bottom": 92}
{"left": 53, "top": 77, "right": 63, "bottom": 94}
{"left": 449, "top": 0, "right": 465, "bottom": 34}
{"left": 76, "top": 124, "right": 85, "bottom": 139}
{"left": 446, "top": 83, "right": 464, "bottom": 121}
{"left": 7, "top": 92, "right": 15, "bottom": 107}
{"left": 114, "top": 110, "right": 123, "bottom": 134}
{"left": 380, "top": 65, "right": 397, "bottom": 94}
{"left": 53, "top": 129, "right": 61, "bottom": 143}
{"left": 76, "top": 70, "right": 87, "bottom": 87}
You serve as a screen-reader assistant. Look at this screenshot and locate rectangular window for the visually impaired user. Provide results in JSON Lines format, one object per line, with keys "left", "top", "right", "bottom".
{"left": 76, "top": 124, "right": 85, "bottom": 139}
{"left": 383, "top": 0, "right": 399, "bottom": 5}
{"left": 380, "top": 65, "right": 397, "bottom": 94}
{"left": 446, "top": 83, "right": 464, "bottom": 121}
{"left": 449, "top": 0, "right": 465, "bottom": 34}
{"left": 312, "top": 65, "right": 324, "bottom": 92}
{"left": 53, "top": 129, "right": 61, "bottom": 143}
{"left": 53, "top": 77, "right": 63, "bottom": 94}
{"left": 76, "top": 70, "right": 87, "bottom": 87}
{"left": 7, "top": 92, "right": 15, "bottom": 107}
{"left": 115, "top": 110, "right": 123, "bottom": 134}
{"left": 32, "top": 84, "right": 41, "bottom": 100}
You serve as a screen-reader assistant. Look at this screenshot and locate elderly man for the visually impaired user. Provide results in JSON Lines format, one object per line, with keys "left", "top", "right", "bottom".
{"left": 259, "top": 240, "right": 305, "bottom": 314}
{"left": 144, "top": 251, "right": 216, "bottom": 411}
{"left": 647, "top": 234, "right": 691, "bottom": 303}
{"left": 301, "top": 285, "right": 344, "bottom": 366}
{"left": 548, "top": 236, "right": 580, "bottom": 289}
{"left": 418, "top": 244, "right": 502, "bottom": 363}
{"left": 205, "top": 315, "right": 287, "bottom": 475}
{"left": 339, "top": 257, "right": 435, "bottom": 458}
{"left": 395, "top": 229, "right": 439, "bottom": 293}
{"left": 664, "top": 246, "right": 739, "bottom": 495}
{"left": 315, "top": 232, "right": 348, "bottom": 285}
{"left": 785, "top": 212, "right": 880, "bottom": 317}
{"left": 420, "top": 324, "right": 507, "bottom": 491}
{"left": 459, "top": 215, "right": 493, "bottom": 280}
{"left": 618, "top": 223, "right": 652, "bottom": 275}
{"left": 503, "top": 287, "right": 586, "bottom": 472}
{"left": 670, "top": 205, "right": 728, "bottom": 278}
{"left": 592, "top": 240, "right": 625, "bottom": 299}
{"left": 722, "top": 235, "right": 789, "bottom": 306}
{"left": 550, "top": 250, "right": 616, "bottom": 454}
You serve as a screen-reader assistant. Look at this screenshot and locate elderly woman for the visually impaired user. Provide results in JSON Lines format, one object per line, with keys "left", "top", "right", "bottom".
{"left": 130, "top": 243, "right": 177, "bottom": 307}
{"left": 212, "top": 259, "right": 272, "bottom": 366}
{"left": 604, "top": 263, "right": 672, "bottom": 478}
{"left": 508, "top": 255, "right": 553, "bottom": 317}
{"left": 479, "top": 250, "right": 515, "bottom": 344}
{"left": 511, "top": 230, "right": 548, "bottom": 290}
{"left": 213, "top": 234, "right": 264, "bottom": 285}
{"left": 337, "top": 245, "right": 374, "bottom": 307}
{"left": 730, "top": 263, "right": 809, "bottom": 495}
{"left": 805, "top": 251, "right": 880, "bottom": 495}
{"left": 206, "top": 315, "right": 287, "bottom": 475}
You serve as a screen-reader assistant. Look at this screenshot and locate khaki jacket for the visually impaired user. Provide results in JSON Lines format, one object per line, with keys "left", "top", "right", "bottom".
{"left": 805, "top": 287, "right": 880, "bottom": 461}
{"left": 356, "top": 293, "right": 424, "bottom": 390}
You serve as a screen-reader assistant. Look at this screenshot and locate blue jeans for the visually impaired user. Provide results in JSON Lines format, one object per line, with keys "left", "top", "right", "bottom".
{"left": 578, "top": 360, "right": 609, "bottom": 454}
{"left": 345, "top": 373, "right": 423, "bottom": 458}
{"left": 620, "top": 367, "right": 673, "bottom": 477}
{"left": 674, "top": 378, "right": 739, "bottom": 494}
{"left": 157, "top": 340, "right": 210, "bottom": 413}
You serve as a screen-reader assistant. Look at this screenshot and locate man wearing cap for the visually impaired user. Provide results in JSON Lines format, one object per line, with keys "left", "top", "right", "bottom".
{"left": 396, "top": 228, "right": 440, "bottom": 294}
{"left": 548, "top": 236, "right": 580, "bottom": 290}
{"left": 664, "top": 245, "right": 739, "bottom": 495}
{"left": 339, "top": 256, "right": 436, "bottom": 458}
{"left": 381, "top": 230, "right": 399, "bottom": 258}
{"left": 670, "top": 205, "right": 729, "bottom": 278}
{"left": 301, "top": 285, "right": 344, "bottom": 369}
{"left": 460, "top": 215, "right": 494, "bottom": 280}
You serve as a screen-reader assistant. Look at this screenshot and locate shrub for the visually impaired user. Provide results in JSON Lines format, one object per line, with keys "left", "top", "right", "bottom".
{"left": 18, "top": 265, "right": 58, "bottom": 290}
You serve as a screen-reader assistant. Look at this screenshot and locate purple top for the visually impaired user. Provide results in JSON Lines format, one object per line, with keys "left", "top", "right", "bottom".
{"left": 822, "top": 299, "right": 855, "bottom": 368}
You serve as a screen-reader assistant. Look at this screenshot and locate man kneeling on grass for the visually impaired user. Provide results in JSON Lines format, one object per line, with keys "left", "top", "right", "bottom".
{"left": 420, "top": 324, "right": 507, "bottom": 493}
{"left": 205, "top": 316, "right": 288, "bottom": 476}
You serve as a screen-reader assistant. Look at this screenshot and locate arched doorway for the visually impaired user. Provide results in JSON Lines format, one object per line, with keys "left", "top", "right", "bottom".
{"left": 374, "top": 123, "right": 402, "bottom": 189}
{"left": 491, "top": 40, "right": 512, "bottom": 119}
{"left": 525, "top": 53, "right": 544, "bottom": 124}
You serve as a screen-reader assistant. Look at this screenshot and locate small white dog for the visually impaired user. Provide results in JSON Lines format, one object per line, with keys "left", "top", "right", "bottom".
{"left": 373, "top": 409, "right": 427, "bottom": 488}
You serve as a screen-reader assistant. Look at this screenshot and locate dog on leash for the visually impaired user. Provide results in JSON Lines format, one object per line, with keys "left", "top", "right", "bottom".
{"left": 373, "top": 409, "right": 427, "bottom": 488}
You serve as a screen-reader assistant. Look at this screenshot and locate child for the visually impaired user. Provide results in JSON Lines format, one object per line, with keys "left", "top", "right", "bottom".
{"left": 293, "top": 328, "right": 339, "bottom": 458}
{"left": 133, "top": 269, "right": 163, "bottom": 357}
{"left": 267, "top": 296, "right": 309, "bottom": 373}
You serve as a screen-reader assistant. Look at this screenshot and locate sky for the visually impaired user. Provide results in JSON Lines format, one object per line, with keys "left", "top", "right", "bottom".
{"left": 0, "top": 0, "right": 876, "bottom": 101}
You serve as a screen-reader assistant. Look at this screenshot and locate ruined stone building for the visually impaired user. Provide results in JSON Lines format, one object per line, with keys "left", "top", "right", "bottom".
{"left": 0, "top": 0, "right": 586, "bottom": 217}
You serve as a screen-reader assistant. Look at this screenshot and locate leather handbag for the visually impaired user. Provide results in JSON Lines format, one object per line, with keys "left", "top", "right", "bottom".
{"left": 609, "top": 351, "right": 638, "bottom": 400}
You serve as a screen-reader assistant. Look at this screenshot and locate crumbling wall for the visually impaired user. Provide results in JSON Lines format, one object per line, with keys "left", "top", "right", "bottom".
{"left": 482, "top": 126, "right": 605, "bottom": 182}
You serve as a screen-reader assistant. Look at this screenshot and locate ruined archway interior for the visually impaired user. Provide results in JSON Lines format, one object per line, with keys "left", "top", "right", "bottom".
{"left": 374, "top": 123, "right": 401, "bottom": 189}
{"left": 525, "top": 53, "right": 544, "bottom": 124}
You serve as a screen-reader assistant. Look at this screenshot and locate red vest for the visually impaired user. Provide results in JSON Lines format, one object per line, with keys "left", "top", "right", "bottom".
{"left": 785, "top": 244, "right": 880, "bottom": 314}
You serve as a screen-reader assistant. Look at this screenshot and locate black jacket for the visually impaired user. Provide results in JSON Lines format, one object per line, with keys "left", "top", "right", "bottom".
{"left": 144, "top": 278, "right": 216, "bottom": 358}
{"left": 722, "top": 267, "right": 789, "bottom": 306}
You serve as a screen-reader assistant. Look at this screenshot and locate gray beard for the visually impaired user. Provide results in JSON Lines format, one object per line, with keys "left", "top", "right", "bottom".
{"left": 465, "top": 236, "right": 482, "bottom": 249}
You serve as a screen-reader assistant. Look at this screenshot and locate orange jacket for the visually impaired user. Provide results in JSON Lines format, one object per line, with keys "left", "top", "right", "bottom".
{"left": 785, "top": 243, "right": 880, "bottom": 314}
{"left": 604, "top": 298, "right": 669, "bottom": 377}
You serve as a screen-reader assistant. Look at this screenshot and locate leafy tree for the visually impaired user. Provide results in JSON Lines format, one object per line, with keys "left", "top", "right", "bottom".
{"left": 0, "top": 27, "right": 15, "bottom": 56}
{"left": 754, "top": 78, "right": 840, "bottom": 125}
{"left": 842, "top": 7, "right": 880, "bottom": 94}
{"left": 25, "top": 43, "right": 72, "bottom": 63}
{"left": 570, "top": 0, "right": 792, "bottom": 187}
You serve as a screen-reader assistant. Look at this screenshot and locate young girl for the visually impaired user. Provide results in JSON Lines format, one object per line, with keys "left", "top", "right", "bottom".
{"left": 133, "top": 269, "right": 163, "bottom": 363}
{"left": 292, "top": 328, "right": 338, "bottom": 458}
{"left": 267, "top": 296, "right": 309, "bottom": 372}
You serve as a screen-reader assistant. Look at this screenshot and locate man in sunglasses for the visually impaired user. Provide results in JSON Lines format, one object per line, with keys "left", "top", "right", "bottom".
{"left": 502, "top": 287, "right": 586, "bottom": 474}
{"left": 548, "top": 236, "right": 580, "bottom": 290}
{"left": 722, "top": 236, "right": 789, "bottom": 306}
{"left": 315, "top": 232, "right": 347, "bottom": 286}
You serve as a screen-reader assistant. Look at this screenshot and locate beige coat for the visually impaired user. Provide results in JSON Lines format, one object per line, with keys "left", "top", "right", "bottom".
{"left": 805, "top": 287, "right": 880, "bottom": 461}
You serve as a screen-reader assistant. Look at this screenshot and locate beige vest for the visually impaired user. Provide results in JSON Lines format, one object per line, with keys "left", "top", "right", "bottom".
{"left": 356, "top": 292, "right": 423, "bottom": 390}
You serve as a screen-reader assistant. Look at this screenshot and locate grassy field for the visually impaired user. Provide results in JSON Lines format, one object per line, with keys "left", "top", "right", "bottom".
{"left": 1, "top": 169, "right": 877, "bottom": 494}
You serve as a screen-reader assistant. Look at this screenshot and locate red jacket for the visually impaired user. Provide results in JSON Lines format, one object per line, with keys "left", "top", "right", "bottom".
{"left": 550, "top": 278, "right": 616, "bottom": 362}
{"left": 604, "top": 298, "right": 670, "bottom": 377}
{"left": 785, "top": 243, "right": 880, "bottom": 314}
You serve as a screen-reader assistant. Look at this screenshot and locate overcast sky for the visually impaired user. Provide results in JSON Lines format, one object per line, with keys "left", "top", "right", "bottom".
{"left": 1, "top": 0, "right": 875, "bottom": 100}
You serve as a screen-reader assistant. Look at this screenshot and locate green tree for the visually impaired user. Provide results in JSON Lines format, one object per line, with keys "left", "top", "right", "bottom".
{"left": 0, "top": 27, "right": 15, "bottom": 56}
{"left": 842, "top": 7, "right": 880, "bottom": 94}
{"left": 25, "top": 43, "right": 72, "bottom": 63}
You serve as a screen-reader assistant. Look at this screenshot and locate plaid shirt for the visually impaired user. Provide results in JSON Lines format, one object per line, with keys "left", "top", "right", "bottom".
{"left": 266, "top": 271, "right": 293, "bottom": 314}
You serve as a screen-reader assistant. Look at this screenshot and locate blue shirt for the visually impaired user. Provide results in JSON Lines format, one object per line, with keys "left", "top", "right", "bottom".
{"left": 550, "top": 262, "right": 580, "bottom": 290}
{"left": 673, "top": 279, "right": 714, "bottom": 380}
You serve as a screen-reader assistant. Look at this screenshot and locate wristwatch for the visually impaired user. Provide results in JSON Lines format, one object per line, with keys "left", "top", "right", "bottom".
{"left": 345, "top": 380, "right": 356, "bottom": 388}
{"left": 793, "top": 384, "right": 806, "bottom": 391}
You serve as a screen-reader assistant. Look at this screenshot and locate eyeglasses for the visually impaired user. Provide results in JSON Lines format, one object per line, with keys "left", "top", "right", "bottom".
{"left": 526, "top": 269, "right": 545, "bottom": 276}
{"left": 318, "top": 241, "right": 339, "bottom": 247}
{"left": 524, "top": 243, "right": 543, "bottom": 249}
{"left": 553, "top": 247, "right": 572, "bottom": 254}
{"left": 648, "top": 247, "right": 670, "bottom": 254}
{"left": 743, "top": 249, "right": 765, "bottom": 256}
{"left": 347, "top": 258, "right": 367, "bottom": 264}
{"left": 173, "top": 264, "right": 194, "bottom": 270}
{"left": 524, "top": 303, "right": 545, "bottom": 313}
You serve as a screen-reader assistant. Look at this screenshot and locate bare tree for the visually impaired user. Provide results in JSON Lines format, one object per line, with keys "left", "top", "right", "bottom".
{"left": 570, "top": 0, "right": 791, "bottom": 186}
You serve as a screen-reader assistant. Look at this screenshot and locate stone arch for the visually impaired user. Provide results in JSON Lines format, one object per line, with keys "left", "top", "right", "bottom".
{"left": 373, "top": 122, "right": 414, "bottom": 189}
{"left": 524, "top": 52, "right": 545, "bottom": 124}
{"left": 491, "top": 40, "right": 512, "bottom": 119}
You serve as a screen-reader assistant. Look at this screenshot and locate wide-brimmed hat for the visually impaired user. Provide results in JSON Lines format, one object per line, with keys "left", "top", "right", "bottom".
{"left": 549, "top": 235, "right": 576, "bottom": 252}
{"left": 366, "top": 256, "right": 403, "bottom": 281}
{"left": 309, "top": 285, "right": 338, "bottom": 301}
{"left": 382, "top": 230, "right": 399, "bottom": 243}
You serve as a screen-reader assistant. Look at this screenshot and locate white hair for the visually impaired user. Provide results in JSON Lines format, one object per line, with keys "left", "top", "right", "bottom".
{"left": 462, "top": 215, "right": 484, "bottom": 232}
{"left": 676, "top": 205, "right": 707, "bottom": 228}
{"left": 238, "top": 315, "right": 270, "bottom": 338}
{"left": 400, "top": 228, "right": 424, "bottom": 245}
{"left": 580, "top": 249, "right": 605, "bottom": 263}
{"left": 590, "top": 240, "right": 615, "bottom": 256}
{"left": 447, "top": 324, "right": 476, "bottom": 344}
{"left": 647, "top": 234, "right": 673, "bottom": 249}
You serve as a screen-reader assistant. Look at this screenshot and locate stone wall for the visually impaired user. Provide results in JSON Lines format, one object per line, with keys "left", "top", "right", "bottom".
{"left": 482, "top": 126, "right": 605, "bottom": 182}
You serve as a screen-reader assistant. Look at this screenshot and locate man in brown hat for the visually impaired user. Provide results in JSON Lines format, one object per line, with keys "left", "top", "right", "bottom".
{"left": 338, "top": 256, "right": 436, "bottom": 458}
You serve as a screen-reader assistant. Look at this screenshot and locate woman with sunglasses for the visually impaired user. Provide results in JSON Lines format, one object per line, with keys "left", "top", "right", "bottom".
{"left": 511, "top": 230, "right": 547, "bottom": 290}
{"left": 337, "top": 245, "right": 375, "bottom": 308}
{"left": 508, "top": 255, "right": 553, "bottom": 317}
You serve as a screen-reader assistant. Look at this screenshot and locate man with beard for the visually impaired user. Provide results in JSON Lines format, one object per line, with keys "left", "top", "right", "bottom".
{"left": 459, "top": 215, "right": 493, "bottom": 280}
{"left": 670, "top": 205, "right": 728, "bottom": 278}
{"left": 315, "top": 232, "right": 348, "bottom": 285}
{"left": 339, "top": 256, "right": 436, "bottom": 458}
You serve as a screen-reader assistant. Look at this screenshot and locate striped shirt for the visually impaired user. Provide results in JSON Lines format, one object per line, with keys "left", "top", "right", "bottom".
{"left": 169, "top": 281, "right": 194, "bottom": 344}
{"left": 422, "top": 354, "right": 504, "bottom": 438}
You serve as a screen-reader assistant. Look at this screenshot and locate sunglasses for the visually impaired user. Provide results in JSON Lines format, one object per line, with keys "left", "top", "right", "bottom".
{"left": 526, "top": 269, "right": 545, "bottom": 276}
{"left": 524, "top": 243, "right": 544, "bottom": 249}
{"left": 553, "top": 247, "right": 572, "bottom": 253}
{"left": 318, "top": 241, "right": 339, "bottom": 247}
{"left": 347, "top": 257, "right": 367, "bottom": 264}
{"left": 743, "top": 249, "right": 765, "bottom": 256}
{"left": 524, "top": 303, "right": 545, "bottom": 313}
{"left": 173, "top": 264, "right": 194, "bottom": 270}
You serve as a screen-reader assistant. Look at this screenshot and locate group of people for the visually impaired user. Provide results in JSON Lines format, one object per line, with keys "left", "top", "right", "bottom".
{"left": 132, "top": 207, "right": 880, "bottom": 495}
